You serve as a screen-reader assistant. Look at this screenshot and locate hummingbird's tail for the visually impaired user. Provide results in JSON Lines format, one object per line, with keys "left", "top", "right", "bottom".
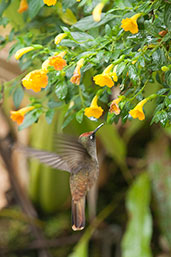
{"left": 72, "top": 197, "right": 85, "bottom": 231}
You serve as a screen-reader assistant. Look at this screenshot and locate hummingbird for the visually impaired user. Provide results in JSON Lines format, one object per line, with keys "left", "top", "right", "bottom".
{"left": 19, "top": 123, "right": 104, "bottom": 231}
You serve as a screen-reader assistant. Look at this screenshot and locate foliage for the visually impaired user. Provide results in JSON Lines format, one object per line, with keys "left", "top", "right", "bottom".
{"left": 0, "top": 0, "right": 170, "bottom": 129}
{"left": 0, "top": 1, "right": 171, "bottom": 257}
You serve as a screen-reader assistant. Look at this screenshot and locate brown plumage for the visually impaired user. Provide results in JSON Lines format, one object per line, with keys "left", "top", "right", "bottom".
{"left": 18, "top": 123, "right": 104, "bottom": 231}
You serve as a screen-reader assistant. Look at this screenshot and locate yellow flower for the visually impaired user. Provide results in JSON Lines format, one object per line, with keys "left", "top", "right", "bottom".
{"left": 10, "top": 106, "right": 34, "bottom": 125}
{"left": 22, "top": 69, "right": 48, "bottom": 92}
{"left": 93, "top": 74, "right": 114, "bottom": 88}
{"left": 129, "top": 99, "right": 147, "bottom": 121}
{"left": 111, "top": 72, "right": 118, "bottom": 82}
{"left": 70, "top": 58, "right": 84, "bottom": 85}
{"left": 84, "top": 95, "right": 103, "bottom": 119}
{"left": 42, "top": 53, "right": 67, "bottom": 72}
{"left": 54, "top": 33, "right": 67, "bottom": 45}
{"left": 17, "top": 0, "right": 28, "bottom": 13}
{"left": 43, "top": 0, "right": 57, "bottom": 6}
{"left": 92, "top": 2, "right": 104, "bottom": 22}
{"left": 121, "top": 13, "right": 141, "bottom": 34}
{"left": 109, "top": 98, "right": 122, "bottom": 115}
{"left": 132, "top": 60, "right": 137, "bottom": 65}
{"left": 93, "top": 64, "right": 116, "bottom": 88}
{"left": 103, "top": 64, "right": 114, "bottom": 74}
{"left": 15, "top": 46, "right": 34, "bottom": 60}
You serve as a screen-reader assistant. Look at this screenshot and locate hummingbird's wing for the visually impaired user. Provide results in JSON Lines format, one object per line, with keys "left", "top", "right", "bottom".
{"left": 54, "top": 135, "right": 91, "bottom": 174}
{"left": 17, "top": 145, "right": 71, "bottom": 172}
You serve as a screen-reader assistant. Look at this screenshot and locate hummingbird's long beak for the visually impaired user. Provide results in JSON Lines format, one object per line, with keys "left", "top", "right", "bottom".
{"left": 93, "top": 123, "right": 104, "bottom": 134}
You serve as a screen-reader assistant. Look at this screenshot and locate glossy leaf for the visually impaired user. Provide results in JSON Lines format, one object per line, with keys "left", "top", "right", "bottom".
{"left": 122, "top": 172, "right": 152, "bottom": 257}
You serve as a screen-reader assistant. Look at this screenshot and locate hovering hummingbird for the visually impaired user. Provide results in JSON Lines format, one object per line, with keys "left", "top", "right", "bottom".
{"left": 19, "top": 123, "right": 104, "bottom": 231}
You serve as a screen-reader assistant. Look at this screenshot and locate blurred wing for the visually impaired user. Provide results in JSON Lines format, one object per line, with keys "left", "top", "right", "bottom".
{"left": 18, "top": 145, "right": 71, "bottom": 173}
{"left": 55, "top": 135, "right": 91, "bottom": 173}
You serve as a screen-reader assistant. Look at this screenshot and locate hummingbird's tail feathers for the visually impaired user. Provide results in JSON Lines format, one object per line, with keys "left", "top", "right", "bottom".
{"left": 72, "top": 197, "right": 85, "bottom": 231}
{"left": 15, "top": 144, "right": 71, "bottom": 173}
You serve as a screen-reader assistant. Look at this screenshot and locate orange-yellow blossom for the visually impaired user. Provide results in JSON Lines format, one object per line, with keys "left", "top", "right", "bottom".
{"left": 109, "top": 98, "right": 122, "bottom": 115}
{"left": 70, "top": 58, "right": 84, "bottom": 85}
{"left": 42, "top": 53, "right": 67, "bottom": 72}
{"left": 84, "top": 95, "right": 103, "bottom": 119}
{"left": 10, "top": 106, "right": 34, "bottom": 125}
{"left": 92, "top": 2, "right": 104, "bottom": 22}
{"left": 22, "top": 69, "right": 48, "bottom": 92}
{"left": 17, "top": 0, "right": 28, "bottom": 13}
{"left": 93, "top": 64, "right": 115, "bottom": 88}
{"left": 43, "top": 0, "right": 57, "bottom": 6}
{"left": 15, "top": 47, "right": 34, "bottom": 60}
{"left": 121, "top": 13, "right": 141, "bottom": 34}
{"left": 129, "top": 99, "right": 147, "bottom": 121}
{"left": 54, "top": 33, "right": 67, "bottom": 45}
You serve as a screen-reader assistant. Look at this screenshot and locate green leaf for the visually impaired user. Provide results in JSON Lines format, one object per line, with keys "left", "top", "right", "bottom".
{"left": 76, "top": 109, "right": 84, "bottom": 124}
{"left": 56, "top": 2, "right": 77, "bottom": 25}
{"left": 128, "top": 65, "right": 138, "bottom": 85}
{"left": 48, "top": 99, "right": 63, "bottom": 108}
{"left": 0, "top": 16, "right": 9, "bottom": 27}
{"left": 45, "top": 109, "right": 55, "bottom": 124}
{"left": 28, "top": 0, "right": 44, "bottom": 19}
{"left": 62, "top": 0, "right": 76, "bottom": 10}
{"left": 73, "top": 13, "right": 115, "bottom": 31}
{"left": 106, "top": 112, "right": 119, "bottom": 124}
{"left": 122, "top": 172, "right": 152, "bottom": 257}
{"left": 19, "top": 110, "right": 41, "bottom": 130}
{"left": 13, "top": 86, "right": 24, "bottom": 108}
{"left": 164, "top": 3, "right": 171, "bottom": 31}
{"left": 147, "top": 137, "right": 171, "bottom": 247}
{"left": 0, "top": 0, "right": 10, "bottom": 16}
{"left": 62, "top": 113, "right": 75, "bottom": 129}
{"left": 70, "top": 32, "right": 94, "bottom": 42}
{"left": 116, "top": 62, "right": 126, "bottom": 76}
{"left": 55, "top": 82, "right": 68, "bottom": 100}
{"left": 151, "top": 110, "right": 168, "bottom": 127}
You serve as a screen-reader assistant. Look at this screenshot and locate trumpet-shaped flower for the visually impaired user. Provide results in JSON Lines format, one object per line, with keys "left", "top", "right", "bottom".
{"left": 70, "top": 58, "right": 84, "bottom": 85}
{"left": 10, "top": 106, "right": 34, "bottom": 125}
{"left": 121, "top": 13, "right": 141, "bottom": 34}
{"left": 109, "top": 98, "right": 122, "bottom": 115}
{"left": 15, "top": 47, "right": 34, "bottom": 60}
{"left": 93, "top": 74, "right": 114, "bottom": 88}
{"left": 129, "top": 99, "right": 147, "bottom": 120}
{"left": 43, "top": 0, "right": 57, "bottom": 6}
{"left": 84, "top": 95, "right": 103, "bottom": 119}
{"left": 92, "top": 3, "right": 104, "bottom": 22}
{"left": 17, "top": 0, "right": 28, "bottom": 13}
{"left": 42, "top": 53, "right": 67, "bottom": 72}
{"left": 54, "top": 33, "right": 67, "bottom": 45}
{"left": 22, "top": 69, "right": 48, "bottom": 92}
{"left": 93, "top": 64, "right": 115, "bottom": 88}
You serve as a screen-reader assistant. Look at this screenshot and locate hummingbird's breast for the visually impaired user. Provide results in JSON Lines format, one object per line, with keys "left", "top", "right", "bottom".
{"left": 70, "top": 160, "right": 99, "bottom": 203}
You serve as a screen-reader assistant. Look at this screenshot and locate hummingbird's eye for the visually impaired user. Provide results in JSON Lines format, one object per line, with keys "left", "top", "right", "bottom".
{"left": 90, "top": 134, "right": 95, "bottom": 141}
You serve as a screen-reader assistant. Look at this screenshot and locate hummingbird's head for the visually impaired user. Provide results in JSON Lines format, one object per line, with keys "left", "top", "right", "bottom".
{"left": 79, "top": 123, "right": 104, "bottom": 158}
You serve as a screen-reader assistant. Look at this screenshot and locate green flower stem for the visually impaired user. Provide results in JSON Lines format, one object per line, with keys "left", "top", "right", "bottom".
{"left": 129, "top": 80, "right": 148, "bottom": 102}
{"left": 147, "top": 94, "right": 167, "bottom": 101}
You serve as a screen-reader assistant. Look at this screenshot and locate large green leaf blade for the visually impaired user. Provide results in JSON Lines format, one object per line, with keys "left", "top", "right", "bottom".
{"left": 122, "top": 172, "right": 152, "bottom": 257}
